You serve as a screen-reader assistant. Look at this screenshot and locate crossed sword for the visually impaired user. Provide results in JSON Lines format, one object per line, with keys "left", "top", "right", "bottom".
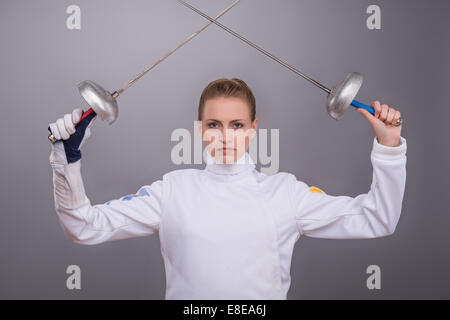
{"left": 49, "top": 0, "right": 402, "bottom": 144}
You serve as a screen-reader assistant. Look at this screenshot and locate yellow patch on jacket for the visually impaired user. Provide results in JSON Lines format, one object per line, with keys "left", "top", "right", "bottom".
{"left": 309, "top": 186, "right": 325, "bottom": 194}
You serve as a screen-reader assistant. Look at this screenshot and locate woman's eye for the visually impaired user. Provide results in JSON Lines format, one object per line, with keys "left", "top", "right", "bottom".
{"left": 207, "top": 122, "right": 243, "bottom": 129}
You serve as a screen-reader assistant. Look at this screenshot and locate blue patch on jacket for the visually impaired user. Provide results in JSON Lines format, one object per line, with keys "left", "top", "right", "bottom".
{"left": 105, "top": 187, "right": 150, "bottom": 205}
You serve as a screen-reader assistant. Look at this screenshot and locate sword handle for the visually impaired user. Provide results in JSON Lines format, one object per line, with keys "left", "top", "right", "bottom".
{"left": 47, "top": 108, "right": 96, "bottom": 143}
{"left": 351, "top": 100, "right": 403, "bottom": 126}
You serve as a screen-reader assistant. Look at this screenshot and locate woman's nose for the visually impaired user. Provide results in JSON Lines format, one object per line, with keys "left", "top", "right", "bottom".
{"left": 220, "top": 128, "right": 234, "bottom": 144}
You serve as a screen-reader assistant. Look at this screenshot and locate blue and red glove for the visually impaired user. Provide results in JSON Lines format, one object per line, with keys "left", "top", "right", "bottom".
{"left": 48, "top": 108, "right": 97, "bottom": 164}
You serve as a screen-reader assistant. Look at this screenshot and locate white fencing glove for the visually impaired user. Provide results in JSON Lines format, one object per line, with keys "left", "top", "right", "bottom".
{"left": 48, "top": 108, "right": 97, "bottom": 164}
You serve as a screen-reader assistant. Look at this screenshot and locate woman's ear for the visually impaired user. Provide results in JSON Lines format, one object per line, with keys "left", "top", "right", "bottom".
{"left": 250, "top": 118, "right": 258, "bottom": 139}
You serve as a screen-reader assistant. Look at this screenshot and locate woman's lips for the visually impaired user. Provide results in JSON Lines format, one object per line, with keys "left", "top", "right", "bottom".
{"left": 218, "top": 147, "right": 236, "bottom": 151}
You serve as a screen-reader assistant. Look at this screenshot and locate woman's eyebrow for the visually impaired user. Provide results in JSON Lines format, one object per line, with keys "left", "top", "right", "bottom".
{"left": 206, "top": 119, "right": 246, "bottom": 122}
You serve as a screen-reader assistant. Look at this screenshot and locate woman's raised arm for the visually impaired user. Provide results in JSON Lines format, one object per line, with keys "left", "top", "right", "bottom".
{"left": 48, "top": 108, "right": 168, "bottom": 245}
{"left": 289, "top": 136, "right": 407, "bottom": 239}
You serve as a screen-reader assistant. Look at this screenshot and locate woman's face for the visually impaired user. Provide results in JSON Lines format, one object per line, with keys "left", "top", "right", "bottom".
{"left": 199, "top": 96, "right": 258, "bottom": 164}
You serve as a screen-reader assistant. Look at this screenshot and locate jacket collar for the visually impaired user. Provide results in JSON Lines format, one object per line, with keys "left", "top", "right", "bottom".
{"left": 204, "top": 150, "right": 256, "bottom": 175}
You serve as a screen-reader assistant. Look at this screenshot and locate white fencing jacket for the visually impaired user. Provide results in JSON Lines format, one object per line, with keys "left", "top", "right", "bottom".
{"left": 49, "top": 136, "right": 407, "bottom": 299}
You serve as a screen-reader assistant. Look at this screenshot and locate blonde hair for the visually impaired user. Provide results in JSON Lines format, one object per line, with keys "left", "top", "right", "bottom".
{"left": 198, "top": 78, "right": 256, "bottom": 121}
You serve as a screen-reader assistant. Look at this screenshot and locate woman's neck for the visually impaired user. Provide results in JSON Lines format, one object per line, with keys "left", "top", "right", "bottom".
{"left": 204, "top": 150, "right": 256, "bottom": 175}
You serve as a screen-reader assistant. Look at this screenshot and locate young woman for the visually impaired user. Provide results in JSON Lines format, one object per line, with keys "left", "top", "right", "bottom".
{"left": 48, "top": 78, "right": 407, "bottom": 299}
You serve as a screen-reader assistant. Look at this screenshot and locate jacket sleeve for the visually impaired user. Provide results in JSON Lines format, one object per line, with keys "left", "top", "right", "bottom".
{"left": 289, "top": 136, "right": 407, "bottom": 239}
{"left": 49, "top": 142, "right": 168, "bottom": 245}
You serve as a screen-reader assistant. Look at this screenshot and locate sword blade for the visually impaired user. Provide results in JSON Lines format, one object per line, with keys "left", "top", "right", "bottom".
{"left": 176, "top": 0, "right": 331, "bottom": 94}
{"left": 113, "top": 0, "right": 241, "bottom": 98}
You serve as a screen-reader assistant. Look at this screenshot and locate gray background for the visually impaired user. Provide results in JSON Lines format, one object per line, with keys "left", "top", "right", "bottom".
{"left": 0, "top": 0, "right": 448, "bottom": 299}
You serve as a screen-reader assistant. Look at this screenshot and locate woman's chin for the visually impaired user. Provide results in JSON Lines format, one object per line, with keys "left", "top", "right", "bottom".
{"left": 214, "top": 150, "right": 237, "bottom": 164}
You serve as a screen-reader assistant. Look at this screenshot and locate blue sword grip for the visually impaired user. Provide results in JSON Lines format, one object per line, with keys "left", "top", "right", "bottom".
{"left": 351, "top": 100, "right": 375, "bottom": 115}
